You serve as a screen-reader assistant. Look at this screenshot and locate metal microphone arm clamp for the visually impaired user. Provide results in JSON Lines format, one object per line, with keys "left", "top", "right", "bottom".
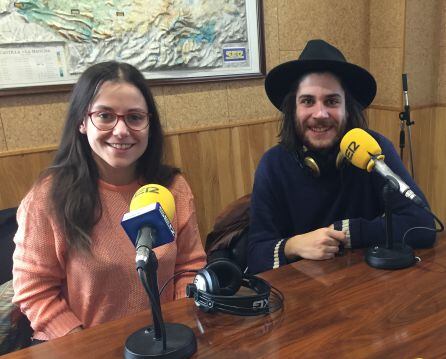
{"left": 399, "top": 105, "right": 414, "bottom": 127}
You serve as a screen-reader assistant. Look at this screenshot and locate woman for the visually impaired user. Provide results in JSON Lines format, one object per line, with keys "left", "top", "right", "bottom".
{"left": 12, "top": 62, "right": 206, "bottom": 341}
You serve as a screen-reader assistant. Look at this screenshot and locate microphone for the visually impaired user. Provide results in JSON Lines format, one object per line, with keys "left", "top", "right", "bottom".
{"left": 340, "top": 128, "right": 425, "bottom": 208}
{"left": 340, "top": 128, "right": 420, "bottom": 269}
{"left": 399, "top": 73, "right": 415, "bottom": 177}
{"left": 122, "top": 185, "right": 197, "bottom": 358}
{"left": 121, "top": 184, "right": 176, "bottom": 266}
{"left": 402, "top": 73, "right": 410, "bottom": 109}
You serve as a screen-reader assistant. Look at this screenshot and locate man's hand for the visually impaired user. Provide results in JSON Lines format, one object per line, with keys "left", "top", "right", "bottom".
{"left": 284, "top": 227, "right": 346, "bottom": 260}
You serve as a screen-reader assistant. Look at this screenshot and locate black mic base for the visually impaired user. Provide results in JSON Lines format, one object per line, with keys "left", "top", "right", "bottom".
{"left": 124, "top": 323, "right": 196, "bottom": 359}
{"left": 365, "top": 245, "right": 416, "bottom": 269}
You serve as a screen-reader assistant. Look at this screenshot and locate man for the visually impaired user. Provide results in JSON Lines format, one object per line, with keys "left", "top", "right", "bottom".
{"left": 248, "top": 39, "right": 435, "bottom": 274}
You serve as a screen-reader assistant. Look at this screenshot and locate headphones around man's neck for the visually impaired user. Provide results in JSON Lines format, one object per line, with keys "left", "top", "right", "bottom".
{"left": 185, "top": 259, "right": 283, "bottom": 316}
{"left": 295, "top": 145, "right": 346, "bottom": 178}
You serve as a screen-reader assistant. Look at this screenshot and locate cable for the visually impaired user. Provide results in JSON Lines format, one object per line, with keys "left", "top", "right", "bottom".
{"left": 402, "top": 208, "right": 445, "bottom": 246}
{"left": 269, "top": 285, "right": 285, "bottom": 314}
{"left": 159, "top": 269, "right": 198, "bottom": 297}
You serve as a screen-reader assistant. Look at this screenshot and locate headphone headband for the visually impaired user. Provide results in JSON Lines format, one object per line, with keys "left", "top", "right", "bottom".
{"left": 186, "top": 260, "right": 280, "bottom": 316}
{"left": 294, "top": 145, "right": 346, "bottom": 177}
{"left": 188, "top": 276, "right": 271, "bottom": 315}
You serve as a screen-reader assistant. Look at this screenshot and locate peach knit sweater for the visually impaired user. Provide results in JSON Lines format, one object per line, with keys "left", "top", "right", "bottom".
{"left": 12, "top": 174, "right": 206, "bottom": 340}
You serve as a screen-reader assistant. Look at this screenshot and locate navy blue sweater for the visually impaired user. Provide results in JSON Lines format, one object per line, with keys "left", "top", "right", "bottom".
{"left": 248, "top": 130, "right": 435, "bottom": 274}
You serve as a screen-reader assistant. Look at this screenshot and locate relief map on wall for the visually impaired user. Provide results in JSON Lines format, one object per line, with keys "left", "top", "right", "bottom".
{"left": 0, "top": 0, "right": 261, "bottom": 90}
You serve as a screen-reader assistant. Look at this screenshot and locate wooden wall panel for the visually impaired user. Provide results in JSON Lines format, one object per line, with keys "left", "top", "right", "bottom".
{"left": 1, "top": 113, "right": 443, "bottom": 243}
{"left": 0, "top": 150, "right": 55, "bottom": 209}
{"left": 367, "top": 108, "right": 401, "bottom": 147}
{"left": 164, "top": 120, "right": 280, "bottom": 239}
{"left": 368, "top": 106, "right": 445, "bottom": 224}
{"left": 0, "top": 120, "right": 280, "bottom": 243}
{"left": 429, "top": 107, "right": 446, "bottom": 224}
{"left": 410, "top": 107, "right": 436, "bottom": 202}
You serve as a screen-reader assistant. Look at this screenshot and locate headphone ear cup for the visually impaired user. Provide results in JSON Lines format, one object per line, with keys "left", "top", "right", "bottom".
{"left": 206, "top": 259, "right": 243, "bottom": 296}
{"left": 299, "top": 147, "right": 345, "bottom": 177}
{"left": 303, "top": 155, "right": 320, "bottom": 177}
{"left": 205, "top": 268, "right": 220, "bottom": 295}
{"left": 298, "top": 146, "right": 320, "bottom": 177}
{"left": 195, "top": 268, "right": 220, "bottom": 295}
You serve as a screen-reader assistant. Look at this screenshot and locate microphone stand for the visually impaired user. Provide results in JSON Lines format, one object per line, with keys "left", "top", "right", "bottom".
{"left": 124, "top": 250, "right": 197, "bottom": 359}
{"left": 365, "top": 182, "right": 416, "bottom": 269}
{"left": 399, "top": 73, "right": 415, "bottom": 178}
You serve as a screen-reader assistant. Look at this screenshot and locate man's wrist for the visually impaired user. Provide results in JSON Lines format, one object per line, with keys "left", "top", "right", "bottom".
{"left": 284, "top": 235, "right": 301, "bottom": 261}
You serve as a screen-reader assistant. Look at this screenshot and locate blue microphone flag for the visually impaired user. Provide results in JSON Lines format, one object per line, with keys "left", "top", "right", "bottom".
{"left": 121, "top": 202, "right": 175, "bottom": 247}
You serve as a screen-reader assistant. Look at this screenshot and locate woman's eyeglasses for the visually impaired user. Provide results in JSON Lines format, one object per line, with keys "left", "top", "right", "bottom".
{"left": 88, "top": 111, "right": 149, "bottom": 131}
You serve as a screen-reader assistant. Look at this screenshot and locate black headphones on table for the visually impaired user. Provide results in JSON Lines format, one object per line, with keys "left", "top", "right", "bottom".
{"left": 186, "top": 259, "right": 283, "bottom": 316}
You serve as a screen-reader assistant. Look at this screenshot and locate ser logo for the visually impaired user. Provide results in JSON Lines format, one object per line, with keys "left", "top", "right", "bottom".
{"left": 223, "top": 47, "right": 247, "bottom": 62}
{"left": 252, "top": 298, "right": 269, "bottom": 309}
{"left": 134, "top": 186, "right": 159, "bottom": 198}
{"left": 345, "top": 141, "right": 359, "bottom": 160}
{"left": 145, "top": 186, "right": 160, "bottom": 194}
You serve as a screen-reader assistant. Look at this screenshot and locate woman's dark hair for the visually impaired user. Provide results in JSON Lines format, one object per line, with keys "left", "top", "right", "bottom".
{"left": 41, "top": 61, "right": 178, "bottom": 252}
{"left": 279, "top": 71, "right": 369, "bottom": 151}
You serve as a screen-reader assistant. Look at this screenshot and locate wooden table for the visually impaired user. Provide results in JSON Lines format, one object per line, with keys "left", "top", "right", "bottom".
{"left": 5, "top": 236, "right": 446, "bottom": 358}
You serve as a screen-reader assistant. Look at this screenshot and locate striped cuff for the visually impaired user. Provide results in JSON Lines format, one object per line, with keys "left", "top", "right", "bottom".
{"left": 273, "top": 238, "right": 288, "bottom": 269}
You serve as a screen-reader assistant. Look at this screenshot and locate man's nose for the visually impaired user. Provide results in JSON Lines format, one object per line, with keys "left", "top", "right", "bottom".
{"left": 313, "top": 103, "right": 329, "bottom": 118}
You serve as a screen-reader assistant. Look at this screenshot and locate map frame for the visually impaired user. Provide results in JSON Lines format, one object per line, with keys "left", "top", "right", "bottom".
{"left": 0, "top": 0, "right": 265, "bottom": 97}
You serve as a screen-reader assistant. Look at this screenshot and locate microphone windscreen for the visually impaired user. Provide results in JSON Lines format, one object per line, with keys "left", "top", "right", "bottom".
{"left": 130, "top": 184, "right": 175, "bottom": 222}
{"left": 340, "top": 128, "right": 383, "bottom": 172}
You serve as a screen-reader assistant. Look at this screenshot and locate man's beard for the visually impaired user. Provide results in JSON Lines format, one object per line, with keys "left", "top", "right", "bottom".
{"left": 295, "top": 118, "right": 346, "bottom": 153}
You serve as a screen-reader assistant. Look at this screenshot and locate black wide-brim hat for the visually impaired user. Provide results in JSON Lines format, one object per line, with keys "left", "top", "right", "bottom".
{"left": 265, "top": 39, "right": 377, "bottom": 111}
